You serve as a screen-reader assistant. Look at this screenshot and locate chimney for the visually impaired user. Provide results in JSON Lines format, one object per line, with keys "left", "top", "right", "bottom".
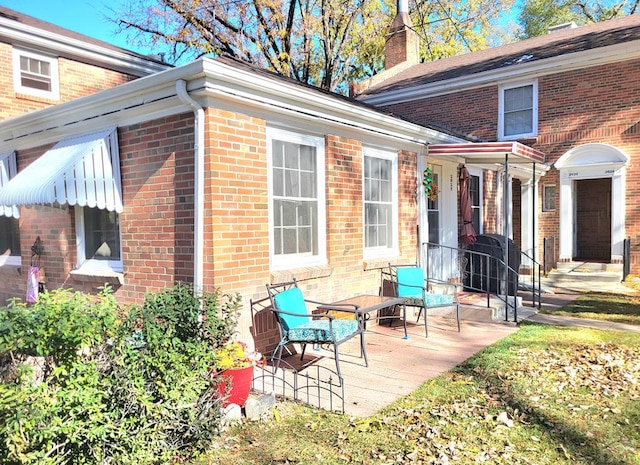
{"left": 385, "top": 0, "right": 419, "bottom": 69}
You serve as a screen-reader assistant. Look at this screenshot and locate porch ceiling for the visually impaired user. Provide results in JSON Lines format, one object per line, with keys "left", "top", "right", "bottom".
{"left": 427, "top": 141, "right": 546, "bottom": 165}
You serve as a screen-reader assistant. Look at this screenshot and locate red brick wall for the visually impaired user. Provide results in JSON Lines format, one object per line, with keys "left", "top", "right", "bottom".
{"left": 0, "top": 42, "right": 137, "bottom": 121}
{"left": 0, "top": 114, "right": 196, "bottom": 304}
{"left": 379, "top": 57, "right": 640, "bottom": 273}
{"left": 0, "top": 106, "right": 421, "bottom": 356}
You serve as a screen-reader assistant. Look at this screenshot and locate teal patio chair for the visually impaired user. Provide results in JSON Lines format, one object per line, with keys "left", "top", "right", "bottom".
{"left": 266, "top": 279, "right": 368, "bottom": 382}
{"left": 389, "top": 264, "right": 460, "bottom": 337}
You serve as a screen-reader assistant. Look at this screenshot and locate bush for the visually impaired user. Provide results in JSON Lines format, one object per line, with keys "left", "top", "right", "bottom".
{"left": 0, "top": 283, "right": 242, "bottom": 464}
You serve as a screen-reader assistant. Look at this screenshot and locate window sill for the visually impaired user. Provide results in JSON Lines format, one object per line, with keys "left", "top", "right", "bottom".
{"left": 70, "top": 268, "right": 124, "bottom": 286}
{"left": 363, "top": 258, "right": 398, "bottom": 271}
{"left": 270, "top": 265, "right": 332, "bottom": 284}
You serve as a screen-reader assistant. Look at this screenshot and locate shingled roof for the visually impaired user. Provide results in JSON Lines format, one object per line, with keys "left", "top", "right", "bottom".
{"left": 360, "top": 14, "right": 640, "bottom": 96}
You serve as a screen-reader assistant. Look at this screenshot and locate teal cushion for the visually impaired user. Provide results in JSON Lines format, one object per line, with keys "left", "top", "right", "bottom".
{"left": 287, "top": 320, "right": 359, "bottom": 343}
{"left": 396, "top": 267, "right": 425, "bottom": 298}
{"left": 274, "top": 287, "right": 310, "bottom": 331}
{"left": 424, "top": 293, "right": 454, "bottom": 306}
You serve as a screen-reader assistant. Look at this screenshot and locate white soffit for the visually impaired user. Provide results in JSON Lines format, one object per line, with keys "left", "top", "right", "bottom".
{"left": 0, "top": 129, "right": 123, "bottom": 213}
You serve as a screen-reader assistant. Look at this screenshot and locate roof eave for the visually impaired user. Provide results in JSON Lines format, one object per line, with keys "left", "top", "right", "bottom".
{"left": 361, "top": 39, "right": 640, "bottom": 106}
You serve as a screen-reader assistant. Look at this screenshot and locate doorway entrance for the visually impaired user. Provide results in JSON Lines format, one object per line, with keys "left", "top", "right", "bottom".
{"left": 574, "top": 178, "right": 611, "bottom": 261}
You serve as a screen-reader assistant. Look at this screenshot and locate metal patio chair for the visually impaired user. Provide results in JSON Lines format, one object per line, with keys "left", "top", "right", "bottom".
{"left": 266, "top": 279, "right": 368, "bottom": 382}
{"left": 389, "top": 263, "right": 460, "bottom": 337}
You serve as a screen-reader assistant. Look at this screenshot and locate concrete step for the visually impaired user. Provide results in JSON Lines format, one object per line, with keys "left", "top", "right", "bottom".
{"left": 546, "top": 261, "right": 623, "bottom": 286}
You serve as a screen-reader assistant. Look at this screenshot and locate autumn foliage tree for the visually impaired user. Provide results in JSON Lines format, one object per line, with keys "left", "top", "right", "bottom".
{"left": 115, "top": 0, "right": 513, "bottom": 93}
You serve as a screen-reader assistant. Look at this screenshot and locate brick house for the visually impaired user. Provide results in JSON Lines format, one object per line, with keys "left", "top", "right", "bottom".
{"left": 355, "top": 13, "right": 640, "bottom": 275}
{"left": 0, "top": 8, "right": 477, "bottom": 351}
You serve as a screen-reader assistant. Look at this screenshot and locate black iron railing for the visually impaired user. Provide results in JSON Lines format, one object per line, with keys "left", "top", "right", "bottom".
{"left": 421, "top": 241, "right": 543, "bottom": 322}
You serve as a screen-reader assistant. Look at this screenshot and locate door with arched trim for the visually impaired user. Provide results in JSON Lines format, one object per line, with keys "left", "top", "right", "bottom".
{"left": 574, "top": 178, "right": 611, "bottom": 261}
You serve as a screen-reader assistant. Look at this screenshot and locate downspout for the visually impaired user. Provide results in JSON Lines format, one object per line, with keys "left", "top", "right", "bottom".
{"left": 176, "top": 79, "right": 205, "bottom": 294}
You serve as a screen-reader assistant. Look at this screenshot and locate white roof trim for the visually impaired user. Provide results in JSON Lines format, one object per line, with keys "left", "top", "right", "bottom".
{"left": 0, "top": 129, "right": 123, "bottom": 213}
{"left": 0, "top": 151, "right": 18, "bottom": 218}
{"left": 360, "top": 39, "right": 640, "bottom": 106}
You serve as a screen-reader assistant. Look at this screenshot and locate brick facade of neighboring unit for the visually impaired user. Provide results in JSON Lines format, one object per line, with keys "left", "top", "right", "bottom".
{"left": 363, "top": 17, "right": 640, "bottom": 273}
{"left": 0, "top": 42, "right": 139, "bottom": 121}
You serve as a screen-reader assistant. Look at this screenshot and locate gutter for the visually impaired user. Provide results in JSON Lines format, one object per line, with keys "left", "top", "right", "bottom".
{"left": 176, "top": 79, "right": 205, "bottom": 294}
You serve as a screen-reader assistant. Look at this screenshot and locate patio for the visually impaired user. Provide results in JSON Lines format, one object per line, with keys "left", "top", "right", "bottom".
{"left": 252, "top": 303, "right": 524, "bottom": 417}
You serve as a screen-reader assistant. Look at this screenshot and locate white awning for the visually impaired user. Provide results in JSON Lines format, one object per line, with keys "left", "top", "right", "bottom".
{"left": 0, "top": 151, "right": 18, "bottom": 218}
{"left": 0, "top": 129, "right": 123, "bottom": 217}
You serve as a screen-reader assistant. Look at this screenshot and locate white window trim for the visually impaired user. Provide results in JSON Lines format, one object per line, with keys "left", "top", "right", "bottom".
{"left": 74, "top": 207, "right": 124, "bottom": 274}
{"left": 267, "top": 127, "right": 327, "bottom": 271}
{"left": 12, "top": 48, "right": 60, "bottom": 100}
{"left": 498, "top": 80, "right": 538, "bottom": 141}
{"left": 363, "top": 147, "right": 399, "bottom": 260}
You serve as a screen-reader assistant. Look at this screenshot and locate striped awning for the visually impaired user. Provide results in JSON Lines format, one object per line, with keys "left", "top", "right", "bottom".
{"left": 0, "top": 151, "right": 18, "bottom": 218}
{"left": 427, "top": 141, "right": 546, "bottom": 164}
{"left": 0, "top": 129, "right": 123, "bottom": 218}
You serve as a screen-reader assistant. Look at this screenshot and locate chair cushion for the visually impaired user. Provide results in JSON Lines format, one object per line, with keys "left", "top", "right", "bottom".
{"left": 273, "top": 287, "right": 310, "bottom": 331}
{"left": 404, "top": 294, "right": 454, "bottom": 307}
{"left": 287, "top": 319, "right": 359, "bottom": 343}
{"left": 396, "top": 267, "right": 425, "bottom": 298}
{"left": 424, "top": 293, "right": 454, "bottom": 306}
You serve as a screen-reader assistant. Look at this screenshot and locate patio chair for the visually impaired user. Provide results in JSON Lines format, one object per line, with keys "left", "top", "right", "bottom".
{"left": 388, "top": 264, "right": 460, "bottom": 337}
{"left": 266, "top": 279, "right": 368, "bottom": 381}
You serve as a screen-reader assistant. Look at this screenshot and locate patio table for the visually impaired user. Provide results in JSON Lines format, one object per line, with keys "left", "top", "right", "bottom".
{"left": 318, "top": 295, "right": 408, "bottom": 339}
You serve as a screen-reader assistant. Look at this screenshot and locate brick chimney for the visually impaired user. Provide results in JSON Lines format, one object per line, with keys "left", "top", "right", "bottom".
{"left": 385, "top": 0, "right": 419, "bottom": 69}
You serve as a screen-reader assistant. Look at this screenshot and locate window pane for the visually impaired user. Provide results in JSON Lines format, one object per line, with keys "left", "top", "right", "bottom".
{"left": 364, "top": 156, "right": 393, "bottom": 249}
{"left": 503, "top": 85, "right": 533, "bottom": 136}
{"left": 271, "top": 137, "right": 318, "bottom": 258}
{"left": 20, "top": 57, "right": 52, "bottom": 92}
{"left": 0, "top": 217, "right": 20, "bottom": 256}
{"left": 84, "top": 208, "right": 120, "bottom": 260}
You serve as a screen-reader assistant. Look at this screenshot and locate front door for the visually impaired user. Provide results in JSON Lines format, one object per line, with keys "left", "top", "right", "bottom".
{"left": 575, "top": 178, "right": 611, "bottom": 261}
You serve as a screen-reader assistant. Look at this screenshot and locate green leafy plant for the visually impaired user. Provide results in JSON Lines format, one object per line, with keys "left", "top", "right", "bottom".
{"left": 0, "top": 283, "right": 242, "bottom": 464}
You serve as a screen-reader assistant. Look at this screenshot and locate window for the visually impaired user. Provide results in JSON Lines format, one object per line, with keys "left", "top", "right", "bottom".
{"left": 427, "top": 165, "right": 441, "bottom": 245}
{"left": 0, "top": 216, "right": 20, "bottom": 258}
{"left": 363, "top": 148, "right": 398, "bottom": 258}
{"left": 13, "top": 48, "right": 60, "bottom": 100}
{"left": 0, "top": 151, "right": 20, "bottom": 266}
{"left": 469, "top": 172, "right": 482, "bottom": 234}
{"left": 268, "top": 128, "right": 326, "bottom": 269}
{"left": 75, "top": 207, "right": 123, "bottom": 273}
{"left": 543, "top": 184, "right": 556, "bottom": 212}
{"left": 498, "top": 81, "right": 537, "bottom": 140}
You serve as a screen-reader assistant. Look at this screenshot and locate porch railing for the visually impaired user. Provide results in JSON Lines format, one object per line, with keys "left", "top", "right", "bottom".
{"left": 421, "top": 241, "right": 542, "bottom": 322}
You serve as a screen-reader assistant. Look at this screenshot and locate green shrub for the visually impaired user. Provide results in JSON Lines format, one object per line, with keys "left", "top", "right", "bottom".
{"left": 0, "top": 283, "right": 242, "bottom": 464}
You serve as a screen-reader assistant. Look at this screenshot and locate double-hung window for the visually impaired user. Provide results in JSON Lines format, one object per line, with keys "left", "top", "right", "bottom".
{"left": 498, "top": 80, "right": 537, "bottom": 140}
{"left": 13, "top": 48, "right": 60, "bottom": 100}
{"left": 268, "top": 128, "right": 326, "bottom": 269}
{"left": 363, "top": 148, "right": 398, "bottom": 258}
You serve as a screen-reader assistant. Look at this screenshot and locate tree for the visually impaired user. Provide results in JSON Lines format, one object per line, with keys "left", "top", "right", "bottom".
{"left": 114, "top": 0, "right": 514, "bottom": 93}
{"left": 518, "top": 0, "right": 638, "bottom": 38}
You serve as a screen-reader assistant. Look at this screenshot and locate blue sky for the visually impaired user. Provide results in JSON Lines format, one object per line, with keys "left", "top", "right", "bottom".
{"left": 0, "top": 0, "right": 150, "bottom": 54}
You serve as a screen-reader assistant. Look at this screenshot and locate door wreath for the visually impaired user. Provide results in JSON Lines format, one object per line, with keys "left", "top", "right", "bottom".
{"left": 423, "top": 167, "right": 439, "bottom": 201}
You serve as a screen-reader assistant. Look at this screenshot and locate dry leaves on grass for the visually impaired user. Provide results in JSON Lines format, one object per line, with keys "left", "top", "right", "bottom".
{"left": 346, "top": 342, "right": 640, "bottom": 465}
{"left": 515, "top": 342, "right": 640, "bottom": 401}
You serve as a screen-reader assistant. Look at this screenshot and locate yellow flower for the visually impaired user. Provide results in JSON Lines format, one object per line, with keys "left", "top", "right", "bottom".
{"left": 214, "top": 341, "right": 260, "bottom": 371}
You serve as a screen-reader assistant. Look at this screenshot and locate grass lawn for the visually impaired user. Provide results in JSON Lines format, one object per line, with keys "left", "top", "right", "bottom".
{"left": 541, "top": 291, "right": 640, "bottom": 325}
{"left": 202, "top": 323, "right": 640, "bottom": 463}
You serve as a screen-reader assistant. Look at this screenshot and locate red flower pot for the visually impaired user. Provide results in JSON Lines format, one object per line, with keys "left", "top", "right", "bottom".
{"left": 217, "top": 365, "right": 254, "bottom": 407}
